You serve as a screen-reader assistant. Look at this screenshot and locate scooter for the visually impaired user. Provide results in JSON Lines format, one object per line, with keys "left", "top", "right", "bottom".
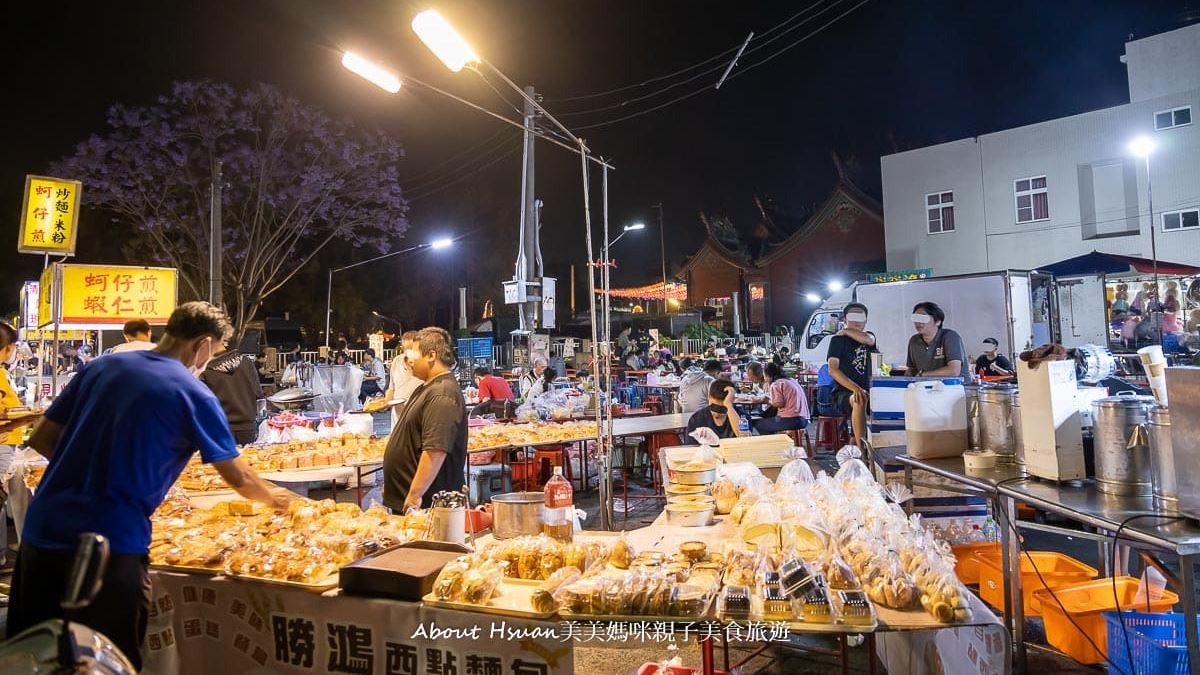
{"left": 0, "top": 534, "right": 137, "bottom": 674}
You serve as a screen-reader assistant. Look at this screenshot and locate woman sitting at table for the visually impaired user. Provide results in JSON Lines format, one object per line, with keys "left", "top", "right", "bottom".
{"left": 752, "top": 362, "right": 809, "bottom": 434}
{"left": 685, "top": 379, "right": 745, "bottom": 439}
{"left": 525, "top": 367, "right": 558, "bottom": 401}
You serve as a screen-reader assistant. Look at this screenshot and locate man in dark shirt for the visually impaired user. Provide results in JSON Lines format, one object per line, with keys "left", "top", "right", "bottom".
{"left": 974, "top": 337, "right": 1014, "bottom": 377}
{"left": 12, "top": 302, "right": 291, "bottom": 670}
{"left": 384, "top": 327, "right": 468, "bottom": 511}
{"left": 200, "top": 341, "right": 263, "bottom": 444}
{"left": 826, "top": 302, "right": 876, "bottom": 447}
{"left": 906, "top": 301, "right": 969, "bottom": 378}
{"left": 685, "top": 379, "right": 745, "bottom": 440}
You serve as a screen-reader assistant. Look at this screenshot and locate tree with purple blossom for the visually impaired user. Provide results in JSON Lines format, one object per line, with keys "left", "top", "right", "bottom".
{"left": 51, "top": 80, "right": 408, "bottom": 336}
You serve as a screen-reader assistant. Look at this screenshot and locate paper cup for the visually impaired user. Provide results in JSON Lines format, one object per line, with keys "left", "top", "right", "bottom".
{"left": 1148, "top": 375, "right": 1168, "bottom": 404}
{"left": 1148, "top": 362, "right": 1165, "bottom": 378}
{"left": 1138, "top": 345, "right": 1164, "bottom": 365}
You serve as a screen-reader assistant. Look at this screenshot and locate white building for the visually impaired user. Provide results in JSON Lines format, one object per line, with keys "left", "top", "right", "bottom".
{"left": 881, "top": 23, "right": 1200, "bottom": 276}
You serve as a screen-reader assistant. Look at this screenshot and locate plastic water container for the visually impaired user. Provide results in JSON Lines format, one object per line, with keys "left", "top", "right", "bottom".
{"left": 904, "top": 380, "right": 968, "bottom": 458}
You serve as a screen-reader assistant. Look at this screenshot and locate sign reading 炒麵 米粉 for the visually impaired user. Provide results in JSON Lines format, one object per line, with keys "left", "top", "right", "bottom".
{"left": 868, "top": 268, "right": 933, "bottom": 283}
{"left": 38, "top": 264, "right": 178, "bottom": 327}
{"left": 18, "top": 175, "right": 82, "bottom": 255}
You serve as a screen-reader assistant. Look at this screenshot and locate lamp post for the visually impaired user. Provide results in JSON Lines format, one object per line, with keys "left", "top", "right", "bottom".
{"left": 601, "top": 222, "right": 645, "bottom": 341}
{"left": 325, "top": 238, "right": 454, "bottom": 348}
{"left": 1129, "top": 135, "right": 1160, "bottom": 343}
{"left": 652, "top": 203, "right": 667, "bottom": 315}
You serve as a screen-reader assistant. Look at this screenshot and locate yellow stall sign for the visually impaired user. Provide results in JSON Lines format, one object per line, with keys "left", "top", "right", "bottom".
{"left": 38, "top": 265, "right": 54, "bottom": 328}
{"left": 58, "top": 265, "right": 177, "bottom": 325}
{"left": 18, "top": 175, "right": 81, "bottom": 255}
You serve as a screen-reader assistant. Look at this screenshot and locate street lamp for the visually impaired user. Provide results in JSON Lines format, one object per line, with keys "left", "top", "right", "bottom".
{"left": 805, "top": 292, "right": 822, "bottom": 303}
{"left": 411, "top": 10, "right": 480, "bottom": 72}
{"left": 325, "top": 238, "right": 455, "bottom": 347}
{"left": 341, "top": 52, "right": 401, "bottom": 93}
{"left": 828, "top": 280, "right": 844, "bottom": 292}
{"left": 1129, "top": 135, "right": 1161, "bottom": 343}
{"left": 608, "top": 222, "right": 644, "bottom": 248}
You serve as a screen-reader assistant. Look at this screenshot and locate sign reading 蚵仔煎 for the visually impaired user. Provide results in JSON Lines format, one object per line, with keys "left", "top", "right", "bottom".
{"left": 18, "top": 175, "right": 81, "bottom": 256}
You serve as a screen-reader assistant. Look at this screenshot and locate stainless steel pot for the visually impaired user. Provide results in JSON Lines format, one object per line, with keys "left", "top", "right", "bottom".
{"left": 1092, "top": 395, "right": 1156, "bottom": 496}
{"left": 978, "top": 385, "right": 1017, "bottom": 461}
{"left": 673, "top": 466, "right": 717, "bottom": 485}
{"left": 490, "top": 492, "right": 546, "bottom": 539}
{"left": 965, "top": 384, "right": 981, "bottom": 450}
{"left": 1148, "top": 405, "right": 1176, "bottom": 510}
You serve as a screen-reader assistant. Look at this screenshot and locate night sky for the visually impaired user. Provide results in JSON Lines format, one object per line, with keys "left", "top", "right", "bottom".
{"left": 2, "top": 0, "right": 1195, "bottom": 328}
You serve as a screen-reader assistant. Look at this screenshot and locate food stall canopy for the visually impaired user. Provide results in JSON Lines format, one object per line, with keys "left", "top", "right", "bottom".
{"left": 1038, "top": 251, "right": 1200, "bottom": 277}
{"left": 597, "top": 281, "right": 687, "bottom": 301}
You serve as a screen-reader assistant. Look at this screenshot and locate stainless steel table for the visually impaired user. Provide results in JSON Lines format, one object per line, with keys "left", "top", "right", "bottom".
{"left": 897, "top": 453, "right": 1200, "bottom": 675}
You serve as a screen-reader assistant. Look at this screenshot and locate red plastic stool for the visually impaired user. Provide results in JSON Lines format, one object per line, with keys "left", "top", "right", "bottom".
{"left": 784, "top": 428, "right": 813, "bottom": 456}
{"left": 810, "top": 416, "right": 846, "bottom": 452}
{"left": 643, "top": 394, "right": 665, "bottom": 416}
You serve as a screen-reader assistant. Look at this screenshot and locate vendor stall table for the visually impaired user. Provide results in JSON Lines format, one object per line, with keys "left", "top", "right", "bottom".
{"left": 896, "top": 452, "right": 1200, "bottom": 675}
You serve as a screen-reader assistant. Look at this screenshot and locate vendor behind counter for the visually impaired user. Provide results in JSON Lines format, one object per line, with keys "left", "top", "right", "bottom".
{"left": 906, "top": 301, "right": 969, "bottom": 378}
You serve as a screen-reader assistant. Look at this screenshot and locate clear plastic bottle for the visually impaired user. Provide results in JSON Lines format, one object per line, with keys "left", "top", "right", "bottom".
{"left": 543, "top": 466, "right": 574, "bottom": 542}
{"left": 982, "top": 516, "right": 999, "bottom": 542}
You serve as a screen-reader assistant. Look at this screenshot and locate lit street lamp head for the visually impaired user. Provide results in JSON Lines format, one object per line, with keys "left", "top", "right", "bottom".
{"left": 828, "top": 280, "right": 844, "bottom": 292}
{"left": 341, "top": 51, "right": 401, "bottom": 93}
{"left": 429, "top": 238, "right": 454, "bottom": 250}
{"left": 624, "top": 223, "right": 645, "bottom": 232}
{"left": 412, "top": 10, "right": 480, "bottom": 72}
{"left": 805, "top": 292, "right": 822, "bottom": 303}
{"left": 1129, "top": 135, "right": 1156, "bottom": 158}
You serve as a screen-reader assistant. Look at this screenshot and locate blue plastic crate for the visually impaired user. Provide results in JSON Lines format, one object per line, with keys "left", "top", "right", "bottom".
{"left": 1105, "top": 611, "right": 1196, "bottom": 675}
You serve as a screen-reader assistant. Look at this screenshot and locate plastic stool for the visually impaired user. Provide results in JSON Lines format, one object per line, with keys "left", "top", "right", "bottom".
{"left": 784, "top": 428, "right": 813, "bottom": 456}
{"left": 811, "top": 416, "right": 846, "bottom": 452}
{"left": 643, "top": 394, "right": 665, "bottom": 416}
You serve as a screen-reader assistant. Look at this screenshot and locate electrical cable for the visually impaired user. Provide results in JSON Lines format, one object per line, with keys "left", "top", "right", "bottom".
{"left": 472, "top": 65, "right": 525, "bottom": 116}
{"left": 545, "top": 1, "right": 831, "bottom": 103}
{"left": 403, "top": 136, "right": 521, "bottom": 194}
{"left": 1110, "top": 514, "right": 1185, "bottom": 675}
{"left": 556, "top": 0, "right": 842, "bottom": 119}
{"left": 403, "top": 128, "right": 511, "bottom": 184}
{"left": 405, "top": 142, "right": 522, "bottom": 203}
{"left": 986, "top": 476, "right": 1111, "bottom": 667}
{"left": 569, "top": 0, "right": 870, "bottom": 131}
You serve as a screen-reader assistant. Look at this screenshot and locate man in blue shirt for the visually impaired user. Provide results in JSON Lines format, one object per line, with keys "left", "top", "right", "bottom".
{"left": 9, "top": 302, "right": 293, "bottom": 670}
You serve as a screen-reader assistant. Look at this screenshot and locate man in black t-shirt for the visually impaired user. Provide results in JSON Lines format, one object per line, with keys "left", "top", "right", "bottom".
{"left": 685, "top": 379, "right": 745, "bottom": 440}
{"left": 974, "top": 337, "right": 1014, "bottom": 377}
{"left": 384, "top": 327, "right": 468, "bottom": 511}
{"left": 825, "top": 302, "right": 876, "bottom": 447}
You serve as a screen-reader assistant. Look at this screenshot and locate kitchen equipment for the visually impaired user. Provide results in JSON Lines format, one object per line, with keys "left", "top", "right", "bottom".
{"left": 965, "top": 384, "right": 981, "bottom": 450}
{"left": 665, "top": 503, "right": 715, "bottom": 527}
{"left": 489, "top": 492, "right": 546, "bottom": 539}
{"left": 665, "top": 483, "right": 710, "bottom": 497}
{"left": 266, "top": 387, "right": 318, "bottom": 411}
{"left": 904, "top": 380, "right": 968, "bottom": 459}
{"left": 672, "top": 465, "right": 717, "bottom": 486}
{"left": 1147, "top": 405, "right": 1176, "bottom": 511}
{"left": 977, "top": 384, "right": 1017, "bottom": 462}
{"left": 1092, "top": 394, "right": 1156, "bottom": 496}
{"left": 1011, "top": 390, "right": 1025, "bottom": 467}
{"left": 1075, "top": 386, "right": 1109, "bottom": 437}
{"left": 339, "top": 540, "right": 471, "bottom": 601}
{"left": 1017, "top": 359, "right": 1085, "bottom": 482}
{"left": 428, "top": 507, "right": 466, "bottom": 545}
{"left": 1166, "top": 368, "right": 1200, "bottom": 520}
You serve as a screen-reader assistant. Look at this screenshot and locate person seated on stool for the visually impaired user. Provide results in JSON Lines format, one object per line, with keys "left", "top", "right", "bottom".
{"left": 685, "top": 379, "right": 746, "bottom": 439}
{"left": 752, "top": 362, "right": 809, "bottom": 434}
{"left": 826, "top": 302, "right": 876, "bottom": 447}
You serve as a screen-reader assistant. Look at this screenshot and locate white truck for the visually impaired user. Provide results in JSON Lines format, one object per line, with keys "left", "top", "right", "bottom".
{"left": 794, "top": 271, "right": 1057, "bottom": 371}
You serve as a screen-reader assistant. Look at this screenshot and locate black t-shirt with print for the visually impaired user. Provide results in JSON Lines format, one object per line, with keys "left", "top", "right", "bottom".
{"left": 826, "top": 334, "right": 876, "bottom": 393}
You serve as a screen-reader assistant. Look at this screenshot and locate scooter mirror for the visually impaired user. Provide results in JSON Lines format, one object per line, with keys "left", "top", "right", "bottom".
{"left": 61, "top": 533, "right": 109, "bottom": 612}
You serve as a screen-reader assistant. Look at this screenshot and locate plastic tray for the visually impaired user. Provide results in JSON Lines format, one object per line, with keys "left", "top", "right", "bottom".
{"left": 1105, "top": 611, "right": 1198, "bottom": 675}
{"left": 951, "top": 541, "right": 1001, "bottom": 585}
{"left": 976, "top": 550, "right": 1097, "bottom": 617}
{"left": 1033, "top": 576, "right": 1179, "bottom": 665}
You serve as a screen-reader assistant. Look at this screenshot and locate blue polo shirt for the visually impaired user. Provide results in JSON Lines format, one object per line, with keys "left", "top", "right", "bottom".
{"left": 23, "top": 351, "right": 239, "bottom": 554}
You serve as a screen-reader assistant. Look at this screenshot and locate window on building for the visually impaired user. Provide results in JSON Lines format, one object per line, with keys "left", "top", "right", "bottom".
{"left": 1163, "top": 208, "right": 1200, "bottom": 232}
{"left": 1154, "top": 106, "right": 1192, "bottom": 131}
{"left": 1014, "top": 176, "right": 1049, "bottom": 223}
{"left": 925, "top": 191, "right": 955, "bottom": 234}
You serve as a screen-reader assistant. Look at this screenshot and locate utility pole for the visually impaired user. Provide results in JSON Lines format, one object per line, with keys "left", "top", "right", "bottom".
{"left": 209, "top": 159, "right": 223, "bottom": 307}
{"left": 653, "top": 203, "right": 666, "bottom": 315}
{"left": 512, "top": 85, "right": 540, "bottom": 334}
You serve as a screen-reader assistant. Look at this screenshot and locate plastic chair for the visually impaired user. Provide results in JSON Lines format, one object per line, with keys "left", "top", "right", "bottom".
{"left": 810, "top": 416, "right": 846, "bottom": 453}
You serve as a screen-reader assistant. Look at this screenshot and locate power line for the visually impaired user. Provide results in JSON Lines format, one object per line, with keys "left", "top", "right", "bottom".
{"left": 404, "top": 137, "right": 522, "bottom": 195}
{"left": 406, "top": 142, "right": 523, "bottom": 202}
{"left": 557, "top": 0, "right": 839, "bottom": 119}
{"left": 545, "top": 1, "right": 832, "bottom": 103}
{"left": 403, "top": 127, "right": 510, "bottom": 184}
{"left": 570, "top": 0, "right": 870, "bottom": 131}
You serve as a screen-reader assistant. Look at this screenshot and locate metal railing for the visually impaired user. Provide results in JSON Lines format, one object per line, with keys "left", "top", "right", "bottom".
{"left": 273, "top": 347, "right": 396, "bottom": 373}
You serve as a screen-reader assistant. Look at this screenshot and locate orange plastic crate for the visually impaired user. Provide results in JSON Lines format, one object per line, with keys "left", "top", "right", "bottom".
{"left": 1033, "top": 576, "right": 1179, "bottom": 665}
{"left": 976, "top": 550, "right": 1097, "bottom": 617}
{"left": 952, "top": 541, "right": 1001, "bottom": 584}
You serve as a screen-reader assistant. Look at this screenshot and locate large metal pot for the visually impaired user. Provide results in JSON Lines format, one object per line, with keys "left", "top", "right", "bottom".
{"left": 978, "top": 384, "right": 1017, "bottom": 461}
{"left": 965, "top": 384, "right": 981, "bottom": 450}
{"left": 1011, "top": 391, "right": 1024, "bottom": 467}
{"left": 1148, "top": 405, "right": 1176, "bottom": 510}
{"left": 490, "top": 492, "right": 546, "bottom": 539}
{"left": 1092, "top": 395, "right": 1156, "bottom": 496}
{"left": 266, "top": 387, "right": 317, "bottom": 411}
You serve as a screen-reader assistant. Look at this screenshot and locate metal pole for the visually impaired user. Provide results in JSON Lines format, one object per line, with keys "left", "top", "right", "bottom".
{"left": 325, "top": 269, "right": 333, "bottom": 349}
{"left": 513, "top": 86, "right": 538, "bottom": 333}
{"left": 655, "top": 203, "right": 667, "bottom": 316}
{"left": 601, "top": 166, "right": 614, "bottom": 531}
{"left": 579, "top": 148, "right": 607, "bottom": 531}
{"left": 1146, "top": 154, "right": 1162, "bottom": 345}
{"left": 209, "top": 160, "right": 223, "bottom": 307}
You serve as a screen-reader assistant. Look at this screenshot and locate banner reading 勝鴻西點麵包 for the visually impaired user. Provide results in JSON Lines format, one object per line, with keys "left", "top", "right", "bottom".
{"left": 18, "top": 175, "right": 81, "bottom": 256}
{"left": 40, "top": 264, "right": 178, "bottom": 327}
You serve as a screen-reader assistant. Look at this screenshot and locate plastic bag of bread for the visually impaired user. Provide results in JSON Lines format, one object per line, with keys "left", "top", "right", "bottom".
{"left": 817, "top": 549, "right": 859, "bottom": 590}
{"left": 458, "top": 559, "right": 504, "bottom": 605}
{"left": 712, "top": 479, "right": 739, "bottom": 515}
{"left": 777, "top": 457, "right": 815, "bottom": 485}
{"left": 862, "top": 554, "right": 917, "bottom": 609}
{"left": 607, "top": 533, "right": 635, "bottom": 569}
{"left": 833, "top": 457, "right": 873, "bottom": 485}
{"left": 740, "top": 499, "right": 783, "bottom": 549}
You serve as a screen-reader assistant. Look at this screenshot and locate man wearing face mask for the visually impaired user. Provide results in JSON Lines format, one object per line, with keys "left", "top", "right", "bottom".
{"left": 685, "top": 379, "right": 746, "bottom": 439}
{"left": 906, "top": 301, "right": 969, "bottom": 378}
{"left": 825, "top": 303, "right": 876, "bottom": 447}
{"left": 11, "top": 302, "right": 294, "bottom": 671}
{"left": 383, "top": 327, "right": 468, "bottom": 512}
{"left": 384, "top": 331, "right": 422, "bottom": 428}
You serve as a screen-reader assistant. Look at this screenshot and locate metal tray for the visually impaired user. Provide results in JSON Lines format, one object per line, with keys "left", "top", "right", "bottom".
{"left": 150, "top": 562, "right": 226, "bottom": 576}
{"left": 557, "top": 591, "right": 717, "bottom": 624}
{"left": 423, "top": 578, "right": 558, "bottom": 620}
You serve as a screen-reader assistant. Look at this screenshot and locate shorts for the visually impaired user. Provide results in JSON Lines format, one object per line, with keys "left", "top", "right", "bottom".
{"left": 829, "top": 388, "right": 869, "bottom": 416}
